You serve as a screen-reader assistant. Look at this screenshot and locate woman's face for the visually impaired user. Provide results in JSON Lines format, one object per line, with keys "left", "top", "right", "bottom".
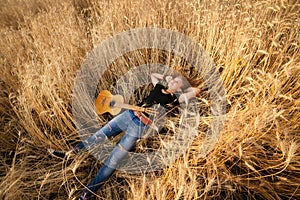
{"left": 168, "top": 76, "right": 183, "bottom": 92}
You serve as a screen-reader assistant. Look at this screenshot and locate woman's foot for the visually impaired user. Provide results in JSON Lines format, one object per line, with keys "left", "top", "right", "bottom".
{"left": 48, "top": 148, "right": 73, "bottom": 159}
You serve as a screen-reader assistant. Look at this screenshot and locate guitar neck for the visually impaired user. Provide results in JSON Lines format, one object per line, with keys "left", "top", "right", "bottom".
{"left": 114, "top": 102, "right": 145, "bottom": 112}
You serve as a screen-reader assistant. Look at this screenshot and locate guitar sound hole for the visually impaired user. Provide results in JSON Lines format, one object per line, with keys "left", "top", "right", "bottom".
{"left": 110, "top": 100, "right": 116, "bottom": 107}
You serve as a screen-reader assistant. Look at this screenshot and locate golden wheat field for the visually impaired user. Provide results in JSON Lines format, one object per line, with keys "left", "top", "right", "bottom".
{"left": 0, "top": 0, "right": 299, "bottom": 199}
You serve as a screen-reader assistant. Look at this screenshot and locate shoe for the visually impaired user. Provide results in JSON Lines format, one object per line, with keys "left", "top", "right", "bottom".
{"left": 48, "top": 148, "right": 68, "bottom": 159}
{"left": 78, "top": 195, "right": 89, "bottom": 200}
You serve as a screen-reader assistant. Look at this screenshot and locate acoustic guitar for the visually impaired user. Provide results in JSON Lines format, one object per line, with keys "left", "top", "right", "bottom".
{"left": 95, "top": 90, "right": 156, "bottom": 115}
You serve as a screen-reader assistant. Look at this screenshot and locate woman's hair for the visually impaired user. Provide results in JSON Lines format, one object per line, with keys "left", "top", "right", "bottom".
{"left": 170, "top": 68, "right": 203, "bottom": 91}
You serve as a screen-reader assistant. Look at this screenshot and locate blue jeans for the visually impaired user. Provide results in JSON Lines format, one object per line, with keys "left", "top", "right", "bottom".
{"left": 74, "top": 110, "right": 147, "bottom": 198}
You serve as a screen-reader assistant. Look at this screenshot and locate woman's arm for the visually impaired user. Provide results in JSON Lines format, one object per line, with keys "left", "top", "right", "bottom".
{"left": 151, "top": 73, "right": 172, "bottom": 86}
{"left": 178, "top": 87, "right": 201, "bottom": 103}
{"left": 151, "top": 73, "right": 163, "bottom": 86}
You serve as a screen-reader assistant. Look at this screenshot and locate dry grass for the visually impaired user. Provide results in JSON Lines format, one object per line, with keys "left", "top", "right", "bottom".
{"left": 0, "top": 0, "right": 299, "bottom": 199}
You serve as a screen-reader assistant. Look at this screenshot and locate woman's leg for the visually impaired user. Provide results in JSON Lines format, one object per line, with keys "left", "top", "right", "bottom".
{"left": 80, "top": 117, "right": 146, "bottom": 198}
{"left": 74, "top": 111, "right": 132, "bottom": 152}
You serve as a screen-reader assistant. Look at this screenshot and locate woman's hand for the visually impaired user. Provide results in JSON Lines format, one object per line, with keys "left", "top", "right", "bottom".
{"left": 192, "top": 87, "right": 201, "bottom": 96}
{"left": 185, "top": 87, "right": 201, "bottom": 96}
{"left": 165, "top": 75, "right": 173, "bottom": 83}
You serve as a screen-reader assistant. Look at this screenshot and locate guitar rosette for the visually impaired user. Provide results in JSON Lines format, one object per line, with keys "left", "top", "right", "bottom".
{"left": 72, "top": 28, "right": 227, "bottom": 173}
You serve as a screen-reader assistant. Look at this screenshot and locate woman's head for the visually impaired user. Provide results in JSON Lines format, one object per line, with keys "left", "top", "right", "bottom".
{"left": 167, "top": 75, "right": 190, "bottom": 93}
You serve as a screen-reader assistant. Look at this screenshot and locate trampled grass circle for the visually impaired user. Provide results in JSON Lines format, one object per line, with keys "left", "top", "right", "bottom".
{"left": 72, "top": 27, "right": 227, "bottom": 173}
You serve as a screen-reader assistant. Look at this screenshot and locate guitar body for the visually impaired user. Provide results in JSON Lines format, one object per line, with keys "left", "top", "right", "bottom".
{"left": 95, "top": 90, "right": 124, "bottom": 115}
{"left": 95, "top": 90, "right": 156, "bottom": 116}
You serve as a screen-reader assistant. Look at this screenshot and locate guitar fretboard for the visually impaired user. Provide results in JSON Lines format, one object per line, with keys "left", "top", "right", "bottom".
{"left": 114, "top": 102, "right": 144, "bottom": 112}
